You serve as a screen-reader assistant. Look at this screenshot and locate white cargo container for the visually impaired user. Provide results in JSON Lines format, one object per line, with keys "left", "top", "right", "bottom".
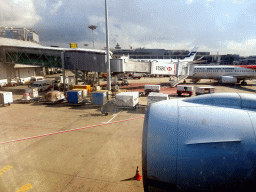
{"left": 116, "top": 92, "right": 139, "bottom": 107}
{"left": 0, "top": 91, "right": 13, "bottom": 105}
{"left": 148, "top": 92, "right": 168, "bottom": 105}
{"left": 195, "top": 87, "right": 215, "bottom": 95}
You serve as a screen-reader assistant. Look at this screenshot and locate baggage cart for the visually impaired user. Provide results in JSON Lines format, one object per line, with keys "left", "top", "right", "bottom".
{"left": 195, "top": 87, "right": 215, "bottom": 95}
{"left": 144, "top": 85, "right": 160, "bottom": 95}
{"left": 177, "top": 85, "right": 193, "bottom": 96}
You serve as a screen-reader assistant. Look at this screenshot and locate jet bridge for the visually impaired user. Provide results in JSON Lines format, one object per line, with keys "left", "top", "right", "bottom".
{"left": 110, "top": 56, "right": 194, "bottom": 86}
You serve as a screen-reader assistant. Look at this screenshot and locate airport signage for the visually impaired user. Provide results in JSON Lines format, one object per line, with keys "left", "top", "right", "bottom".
{"left": 151, "top": 63, "right": 176, "bottom": 75}
{"left": 70, "top": 43, "right": 78, "bottom": 48}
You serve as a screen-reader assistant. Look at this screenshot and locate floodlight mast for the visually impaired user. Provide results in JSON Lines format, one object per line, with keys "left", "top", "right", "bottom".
{"left": 88, "top": 25, "right": 97, "bottom": 49}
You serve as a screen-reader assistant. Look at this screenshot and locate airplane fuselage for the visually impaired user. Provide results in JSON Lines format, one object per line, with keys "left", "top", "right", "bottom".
{"left": 188, "top": 65, "right": 256, "bottom": 82}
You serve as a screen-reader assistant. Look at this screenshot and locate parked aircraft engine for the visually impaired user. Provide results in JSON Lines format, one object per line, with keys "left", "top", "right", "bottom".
{"left": 143, "top": 93, "right": 256, "bottom": 192}
{"left": 220, "top": 76, "right": 238, "bottom": 83}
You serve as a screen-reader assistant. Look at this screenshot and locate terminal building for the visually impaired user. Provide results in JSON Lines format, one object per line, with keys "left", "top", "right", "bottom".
{"left": 112, "top": 43, "right": 210, "bottom": 61}
{"left": 237, "top": 56, "right": 256, "bottom": 65}
{"left": 0, "top": 27, "right": 40, "bottom": 43}
{"left": 0, "top": 28, "right": 108, "bottom": 85}
{"left": 0, "top": 28, "right": 42, "bottom": 81}
{"left": 112, "top": 43, "right": 246, "bottom": 65}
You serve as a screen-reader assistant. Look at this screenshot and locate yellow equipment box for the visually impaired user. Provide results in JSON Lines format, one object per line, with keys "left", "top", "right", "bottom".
{"left": 73, "top": 85, "right": 91, "bottom": 93}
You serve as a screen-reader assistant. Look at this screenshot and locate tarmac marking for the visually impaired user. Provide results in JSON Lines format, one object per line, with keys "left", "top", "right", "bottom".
{"left": 0, "top": 165, "right": 13, "bottom": 176}
{"left": 1, "top": 116, "right": 144, "bottom": 145}
{"left": 102, "top": 111, "right": 121, "bottom": 124}
{"left": 15, "top": 184, "right": 32, "bottom": 192}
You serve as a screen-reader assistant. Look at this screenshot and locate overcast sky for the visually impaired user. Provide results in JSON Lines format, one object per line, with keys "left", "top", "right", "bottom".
{"left": 1, "top": 0, "right": 256, "bottom": 56}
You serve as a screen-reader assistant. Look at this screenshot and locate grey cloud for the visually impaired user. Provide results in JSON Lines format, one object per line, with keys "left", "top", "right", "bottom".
{"left": 9, "top": 0, "right": 256, "bottom": 53}
{"left": 113, "top": 24, "right": 121, "bottom": 29}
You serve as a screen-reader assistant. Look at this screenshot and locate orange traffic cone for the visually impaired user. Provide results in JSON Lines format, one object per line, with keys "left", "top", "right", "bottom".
{"left": 134, "top": 166, "right": 142, "bottom": 181}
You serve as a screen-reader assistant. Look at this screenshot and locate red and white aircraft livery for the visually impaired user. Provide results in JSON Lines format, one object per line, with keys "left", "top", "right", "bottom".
{"left": 189, "top": 65, "right": 256, "bottom": 85}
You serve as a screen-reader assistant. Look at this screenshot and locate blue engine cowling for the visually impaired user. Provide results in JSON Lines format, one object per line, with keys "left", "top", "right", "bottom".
{"left": 143, "top": 93, "right": 256, "bottom": 191}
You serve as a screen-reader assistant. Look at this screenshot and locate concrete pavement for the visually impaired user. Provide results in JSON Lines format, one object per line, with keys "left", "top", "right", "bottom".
{"left": 1, "top": 77, "right": 256, "bottom": 191}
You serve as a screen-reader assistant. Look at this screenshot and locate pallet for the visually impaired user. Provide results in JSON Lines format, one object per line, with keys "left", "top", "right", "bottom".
{"left": 39, "top": 99, "right": 66, "bottom": 105}
{"left": 68, "top": 99, "right": 90, "bottom": 106}
{"left": 15, "top": 99, "right": 34, "bottom": 104}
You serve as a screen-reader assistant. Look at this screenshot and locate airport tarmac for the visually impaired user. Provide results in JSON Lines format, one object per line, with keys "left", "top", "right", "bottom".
{"left": 1, "top": 77, "right": 256, "bottom": 192}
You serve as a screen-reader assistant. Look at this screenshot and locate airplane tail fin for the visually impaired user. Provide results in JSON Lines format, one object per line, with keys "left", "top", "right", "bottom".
{"left": 183, "top": 47, "right": 198, "bottom": 61}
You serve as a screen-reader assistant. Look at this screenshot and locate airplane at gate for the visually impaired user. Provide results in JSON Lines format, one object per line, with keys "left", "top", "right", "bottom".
{"left": 189, "top": 65, "right": 256, "bottom": 85}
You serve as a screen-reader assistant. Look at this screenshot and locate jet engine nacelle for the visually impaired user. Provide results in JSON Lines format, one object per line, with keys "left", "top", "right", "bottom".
{"left": 143, "top": 93, "right": 256, "bottom": 192}
{"left": 220, "top": 76, "right": 238, "bottom": 83}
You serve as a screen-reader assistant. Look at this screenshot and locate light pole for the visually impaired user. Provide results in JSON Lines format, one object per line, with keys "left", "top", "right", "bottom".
{"left": 88, "top": 25, "right": 97, "bottom": 49}
{"left": 105, "top": 0, "right": 111, "bottom": 92}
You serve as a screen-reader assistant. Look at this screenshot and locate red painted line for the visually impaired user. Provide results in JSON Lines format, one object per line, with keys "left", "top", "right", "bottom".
{"left": 1, "top": 116, "right": 145, "bottom": 145}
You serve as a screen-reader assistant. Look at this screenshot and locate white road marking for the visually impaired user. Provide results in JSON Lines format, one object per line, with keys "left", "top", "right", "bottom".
{"left": 102, "top": 112, "right": 121, "bottom": 124}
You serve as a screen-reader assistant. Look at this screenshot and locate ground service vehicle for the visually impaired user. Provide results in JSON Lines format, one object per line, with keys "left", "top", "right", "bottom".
{"left": 31, "top": 79, "right": 51, "bottom": 92}
{"left": 30, "top": 76, "right": 45, "bottom": 85}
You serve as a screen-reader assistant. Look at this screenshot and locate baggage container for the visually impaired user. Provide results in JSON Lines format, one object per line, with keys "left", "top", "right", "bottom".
{"left": 92, "top": 92, "right": 107, "bottom": 105}
{"left": 177, "top": 85, "right": 193, "bottom": 96}
{"left": 116, "top": 92, "right": 139, "bottom": 107}
{"left": 195, "top": 86, "right": 215, "bottom": 95}
{"left": 67, "top": 90, "right": 83, "bottom": 104}
{"left": 144, "top": 85, "right": 160, "bottom": 95}
{"left": 0, "top": 91, "right": 13, "bottom": 105}
{"left": 148, "top": 92, "right": 168, "bottom": 105}
{"left": 72, "top": 89, "right": 87, "bottom": 97}
{"left": 73, "top": 85, "right": 91, "bottom": 93}
{"left": 25, "top": 88, "right": 38, "bottom": 98}
{"left": 95, "top": 86, "right": 101, "bottom": 91}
